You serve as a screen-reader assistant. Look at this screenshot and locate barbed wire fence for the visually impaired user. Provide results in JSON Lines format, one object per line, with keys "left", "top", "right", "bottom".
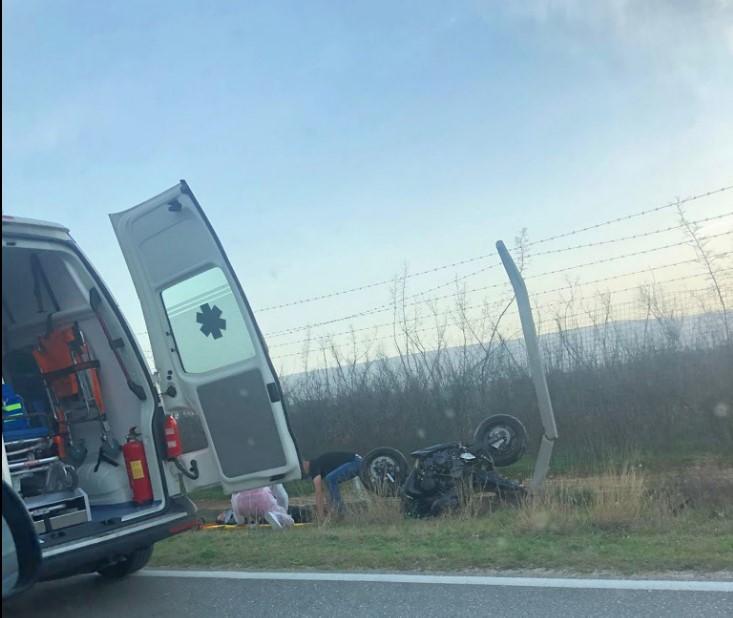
{"left": 260, "top": 186, "right": 731, "bottom": 462}
{"left": 280, "top": 276, "right": 733, "bottom": 463}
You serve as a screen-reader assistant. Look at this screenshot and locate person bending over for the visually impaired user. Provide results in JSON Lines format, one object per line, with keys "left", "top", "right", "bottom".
{"left": 303, "top": 451, "right": 362, "bottom": 518}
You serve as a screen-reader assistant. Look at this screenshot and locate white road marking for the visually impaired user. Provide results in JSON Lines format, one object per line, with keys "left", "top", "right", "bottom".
{"left": 139, "top": 569, "right": 733, "bottom": 592}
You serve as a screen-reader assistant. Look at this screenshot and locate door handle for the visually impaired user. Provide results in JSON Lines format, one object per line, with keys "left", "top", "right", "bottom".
{"left": 267, "top": 382, "right": 282, "bottom": 403}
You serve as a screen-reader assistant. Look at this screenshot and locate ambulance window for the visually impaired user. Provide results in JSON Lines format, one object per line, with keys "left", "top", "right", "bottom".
{"left": 161, "top": 267, "right": 257, "bottom": 373}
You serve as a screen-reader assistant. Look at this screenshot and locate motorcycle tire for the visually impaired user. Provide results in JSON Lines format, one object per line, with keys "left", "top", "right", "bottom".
{"left": 473, "top": 414, "right": 528, "bottom": 467}
{"left": 360, "top": 447, "right": 409, "bottom": 496}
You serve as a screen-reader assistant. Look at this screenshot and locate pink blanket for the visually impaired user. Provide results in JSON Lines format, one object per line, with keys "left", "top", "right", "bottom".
{"left": 230, "top": 487, "right": 294, "bottom": 529}
{"left": 231, "top": 487, "right": 279, "bottom": 518}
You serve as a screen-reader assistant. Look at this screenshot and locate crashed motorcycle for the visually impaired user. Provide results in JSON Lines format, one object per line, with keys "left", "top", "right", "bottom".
{"left": 400, "top": 440, "right": 526, "bottom": 517}
{"left": 360, "top": 414, "right": 529, "bottom": 515}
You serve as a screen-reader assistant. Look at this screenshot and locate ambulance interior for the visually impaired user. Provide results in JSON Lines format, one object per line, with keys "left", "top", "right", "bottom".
{"left": 2, "top": 242, "right": 166, "bottom": 536}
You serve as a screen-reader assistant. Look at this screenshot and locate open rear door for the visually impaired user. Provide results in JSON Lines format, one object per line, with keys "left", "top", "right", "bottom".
{"left": 111, "top": 181, "right": 301, "bottom": 494}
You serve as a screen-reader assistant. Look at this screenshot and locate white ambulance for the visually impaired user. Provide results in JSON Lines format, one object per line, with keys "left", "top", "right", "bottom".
{"left": 2, "top": 181, "right": 301, "bottom": 597}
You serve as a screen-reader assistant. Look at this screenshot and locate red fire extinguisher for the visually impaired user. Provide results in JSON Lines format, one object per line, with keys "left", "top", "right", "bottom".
{"left": 122, "top": 427, "right": 154, "bottom": 505}
{"left": 164, "top": 415, "right": 200, "bottom": 481}
{"left": 164, "top": 415, "right": 183, "bottom": 459}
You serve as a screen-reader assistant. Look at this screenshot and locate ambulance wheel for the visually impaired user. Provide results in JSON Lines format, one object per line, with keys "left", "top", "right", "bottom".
{"left": 97, "top": 545, "right": 153, "bottom": 578}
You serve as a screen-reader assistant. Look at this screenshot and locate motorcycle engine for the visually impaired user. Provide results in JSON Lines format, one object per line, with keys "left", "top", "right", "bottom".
{"left": 417, "top": 446, "right": 466, "bottom": 492}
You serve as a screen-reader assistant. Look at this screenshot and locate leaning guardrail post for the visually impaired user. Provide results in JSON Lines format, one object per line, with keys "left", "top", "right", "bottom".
{"left": 496, "top": 240, "right": 558, "bottom": 491}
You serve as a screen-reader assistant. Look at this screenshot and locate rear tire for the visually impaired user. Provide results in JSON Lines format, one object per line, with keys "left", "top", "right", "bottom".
{"left": 473, "top": 414, "right": 528, "bottom": 467}
{"left": 360, "top": 447, "right": 409, "bottom": 496}
{"left": 97, "top": 545, "right": 153, "bottom": 579}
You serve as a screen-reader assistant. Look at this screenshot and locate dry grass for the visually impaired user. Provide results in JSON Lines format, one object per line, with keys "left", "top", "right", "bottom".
{"left": 654, "top": 463, "right": 733, "bottom": 518}
{"left": 519, "top": 467, "right": 650, "bottom": 532}
{"left": 345, "top": 469, "right": 652, "bottom": 532}
{"left": 588, "top": 469, "right": 649, "bottom": 530}
{"left": 338, "top": 466, "right": 732, "bottom": 534}
{"left": 341, "top": 495, "right": 403, "bottom": 525}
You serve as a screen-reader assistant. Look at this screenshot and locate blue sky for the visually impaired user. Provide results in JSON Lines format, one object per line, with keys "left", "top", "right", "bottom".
{"left": 3, "top": 1, "right": 732, "bottom": 372}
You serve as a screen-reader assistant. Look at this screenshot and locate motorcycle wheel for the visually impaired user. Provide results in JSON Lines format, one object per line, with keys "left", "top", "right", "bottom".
{"left": 473, "top": 414, "right": 528, "bottom": 467}
{"left": 360, "top": 447, "right": 409, "bottom": 496}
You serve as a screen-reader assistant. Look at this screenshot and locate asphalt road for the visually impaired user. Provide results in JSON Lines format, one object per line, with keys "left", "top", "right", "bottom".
{"left": 4, "top": 571, "right": 733, "bottom": 617}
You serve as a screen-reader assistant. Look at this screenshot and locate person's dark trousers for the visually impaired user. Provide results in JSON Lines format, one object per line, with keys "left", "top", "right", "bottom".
{"left": 324, "top": 455, "right": 362, "bottom": 512}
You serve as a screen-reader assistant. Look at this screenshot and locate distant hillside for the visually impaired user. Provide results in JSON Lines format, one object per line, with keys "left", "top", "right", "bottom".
{"left": 281, "top": 310, "right": 729, "bottom": 386}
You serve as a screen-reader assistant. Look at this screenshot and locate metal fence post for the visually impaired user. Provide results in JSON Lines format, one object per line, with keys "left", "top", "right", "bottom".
{"left": 496, "top": 240, "right": 558, "bottom": 491}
